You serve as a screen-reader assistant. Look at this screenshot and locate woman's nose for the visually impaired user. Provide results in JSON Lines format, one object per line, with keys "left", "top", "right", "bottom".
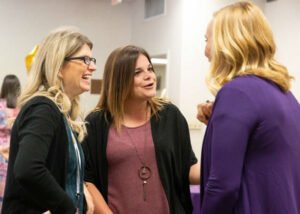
{"left": 88, "top": 62, "right": 97, "bottom": 72}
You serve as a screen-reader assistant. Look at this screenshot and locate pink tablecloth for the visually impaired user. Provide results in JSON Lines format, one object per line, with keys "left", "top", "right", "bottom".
{"left": 190, "top": 185, "right": 200, "bottom": 214}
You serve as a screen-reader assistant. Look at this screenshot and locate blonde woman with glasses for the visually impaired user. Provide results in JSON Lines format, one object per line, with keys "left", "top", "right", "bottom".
{"left": 2, "top": 27, "right": 96, "bottom": 214}
{"left": 200, "top": 1, "right": 300, "bottom": 214}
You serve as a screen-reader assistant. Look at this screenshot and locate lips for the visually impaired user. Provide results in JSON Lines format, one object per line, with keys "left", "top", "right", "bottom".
{"left": 144, "top": 83, "right": 154, "bottom": 87}
{"left": 82, "top": 73, "right": 92, "bottom": 80}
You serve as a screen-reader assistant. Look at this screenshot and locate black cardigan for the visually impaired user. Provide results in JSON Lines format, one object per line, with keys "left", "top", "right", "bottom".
{"left": 83, "top": 103, "right": 197, "bottom": 214}
{"left": 2, "top": 96, "right": 76, "bottom": 214}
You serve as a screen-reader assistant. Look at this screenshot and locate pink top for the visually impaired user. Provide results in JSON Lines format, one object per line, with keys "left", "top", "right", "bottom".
{"left": 107, "top": 121, "right": 169, "bottom": 214}
{"left": 0, "top": 99, "right": 19, "bottom": 208}
{"left": 0, "top": 99, "right": 19, "bottom": 146}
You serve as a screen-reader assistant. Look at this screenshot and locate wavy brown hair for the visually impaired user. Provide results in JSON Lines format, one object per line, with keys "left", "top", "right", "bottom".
{"left": 95, "top": 45, "right": 168, "bottom": 129}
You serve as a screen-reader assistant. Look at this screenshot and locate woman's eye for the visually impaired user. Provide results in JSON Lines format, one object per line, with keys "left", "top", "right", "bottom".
{"left": 134, "top": 70, "right": 141, "bottom": 75}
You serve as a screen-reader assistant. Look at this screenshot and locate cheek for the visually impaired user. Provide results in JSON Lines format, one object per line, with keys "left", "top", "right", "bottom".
{"left": 205, "top": 44, "right": 212, "bottom": 60}
{"left": 152, "top": 73, "right": 157, "bottom": 80}
{"left": 133, "top": 76, "right": 145, "bottom": 86}
{"left": 132, "top": 80, "right": 140, "bottom": 92}
{"left": 205, "top": 44, "right": 210, "bottom": 57}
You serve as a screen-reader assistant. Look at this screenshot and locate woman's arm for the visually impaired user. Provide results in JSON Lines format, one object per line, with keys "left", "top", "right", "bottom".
{"left": 189, "top": 163, "right": 200, "bottom": 184}
{"left": 85, "top": 182, "right": 112, "bottom": 214}
{"left": 84, "top": 184, "right": 94, "bottom": 214}
{"left": 14, "top": 103, "right": 75, "bottom": 213}
{"left": 201, "top": 88, "right": 257, "bottom": 214}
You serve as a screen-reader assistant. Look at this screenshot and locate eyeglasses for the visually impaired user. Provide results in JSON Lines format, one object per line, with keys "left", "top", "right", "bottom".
{"left": 65, "top": 56, "right": 96, "bottom": 65}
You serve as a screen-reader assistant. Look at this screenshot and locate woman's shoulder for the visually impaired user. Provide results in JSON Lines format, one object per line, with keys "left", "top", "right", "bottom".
{"left": 21, "top": 96, "right": 61, "bottom": 117}
{"left": 86, "top": 109, "right": 103, "bottom": 119}
{"left": 222, "top": 75, "right": 283, "bottom": 99}
{"left": 25, "top": 96, "right": 57, "bottom": 107}
{"left": 84, "top": 109, "right": 111, "bottom": 136}
{"left": 158, "top": 102, "right": 178, "bottom": 113}
{"left": 223, "top": 75, "right": 269, "bottom": 90}
{"left": 157, "top": 102, "right": 185, "bottom": 120}
{"left": 85, "top": 109, "right": 110, "bottom": 124}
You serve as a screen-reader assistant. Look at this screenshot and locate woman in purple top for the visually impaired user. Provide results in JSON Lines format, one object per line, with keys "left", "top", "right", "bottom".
{"left": 200, "top": 1, "right": 300, "bottom": 214}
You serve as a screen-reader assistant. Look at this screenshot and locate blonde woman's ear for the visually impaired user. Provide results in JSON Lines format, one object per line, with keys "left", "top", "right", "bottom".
{"left": 58, "top": 70, "right": 63, "bottom": 78}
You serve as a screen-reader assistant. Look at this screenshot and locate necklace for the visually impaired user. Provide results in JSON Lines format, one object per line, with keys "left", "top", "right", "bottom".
{"left": 124, "top": 109, "right": 152, "bottom": 201}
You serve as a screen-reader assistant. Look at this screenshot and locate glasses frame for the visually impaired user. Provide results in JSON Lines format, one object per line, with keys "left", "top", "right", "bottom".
{"left": 65, "top": 56, "right": 96, "bottom": 65}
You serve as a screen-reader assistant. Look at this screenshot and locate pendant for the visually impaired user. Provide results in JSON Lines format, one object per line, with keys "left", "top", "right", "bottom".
{"left": 138, "top": 166, "right": 152, "bottom": 180}
{"left": 138, "top": 166, "right": 152, "bottom": 201}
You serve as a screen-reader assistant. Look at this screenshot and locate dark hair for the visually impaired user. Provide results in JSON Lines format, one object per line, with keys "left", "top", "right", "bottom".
{"left": 95, "top": 45, "right": 168, "bottom": 129}
{"left": 96, "top": 45, "right": 152, "bottom": 113}
{"left": 0, "top": 74, "right": 21, "bottom": 108}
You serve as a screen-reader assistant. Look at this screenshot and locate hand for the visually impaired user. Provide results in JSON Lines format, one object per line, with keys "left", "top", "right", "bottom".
{"left": 197, "top": 101, "right": 214, "bottom": 125}
{"left": 42, "top": 211, "right": 51, "bottom": 214}
{"left": 85, "top": 182, "right": 113, "bottom": 214}
{"left": 84, "top": 184, "right": 95, "bottom": 214}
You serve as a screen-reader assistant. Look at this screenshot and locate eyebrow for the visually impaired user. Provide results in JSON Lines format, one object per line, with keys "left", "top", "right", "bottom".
{"left": 135, "top": 64, "right": 152, "bottom": 70}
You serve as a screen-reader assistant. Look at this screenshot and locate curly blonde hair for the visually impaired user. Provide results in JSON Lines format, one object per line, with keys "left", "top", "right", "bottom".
{"left": 18, "top": 26, "right": 93, "bottom": 142}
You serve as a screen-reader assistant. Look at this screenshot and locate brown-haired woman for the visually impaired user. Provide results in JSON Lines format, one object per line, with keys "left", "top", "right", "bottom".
{"left": 83, "top": 45, "right": 200, "bottom": 214}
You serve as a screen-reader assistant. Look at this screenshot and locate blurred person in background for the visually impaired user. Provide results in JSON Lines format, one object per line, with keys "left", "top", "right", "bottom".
{"left": 0, "top": 74, "right": 21, "bottom": 210}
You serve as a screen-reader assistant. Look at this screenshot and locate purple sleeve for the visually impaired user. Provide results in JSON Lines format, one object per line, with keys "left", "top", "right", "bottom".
{"left": 201, "top": 87, "right": 259, "bottom": 214}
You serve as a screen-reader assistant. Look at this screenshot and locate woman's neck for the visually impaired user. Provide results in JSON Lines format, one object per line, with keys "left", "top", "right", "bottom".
{"left": 123, "top": 100, "right": 149, "bottom": 127}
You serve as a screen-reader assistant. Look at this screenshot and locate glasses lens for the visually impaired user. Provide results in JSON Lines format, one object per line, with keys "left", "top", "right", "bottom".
{"left": 83, "top": 56, "right": 90, "bottom": 65}
{"left": 83, "top": 56, "right": 96, "bottom": 65}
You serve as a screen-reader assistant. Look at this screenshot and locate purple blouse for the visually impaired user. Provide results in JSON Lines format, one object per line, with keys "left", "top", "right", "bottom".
{"left": 201, "top": 76, "right": 300, "bottom": 214}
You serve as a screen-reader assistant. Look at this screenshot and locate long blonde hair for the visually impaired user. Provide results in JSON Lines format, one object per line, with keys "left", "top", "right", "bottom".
{"left": 207, "top": 1, "right": 293, "bottom": 95}
{"left": 18, "top": 26, "right": 93, "bottom": 141}
{"left": 95, "top": 45, "right": 168, "bottom": 130}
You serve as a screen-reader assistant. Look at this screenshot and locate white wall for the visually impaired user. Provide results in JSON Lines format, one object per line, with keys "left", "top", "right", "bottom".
{"left": 178, "top": 0, "right": 266, "bottom": 159}
{"left": 265, "top": 0, "right": 300, "bottom": 100}
{"left": 130, "top": 0, "right": 183, "bottom": 105}
{"left": 0, "top": 0, "right": 132, "bottom": 113}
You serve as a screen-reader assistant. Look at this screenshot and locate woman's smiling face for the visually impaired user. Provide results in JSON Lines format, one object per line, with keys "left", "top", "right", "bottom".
{"left": 59, "top": 43, "right": 96, "bottom": 99}
{"left": 128, "top": 54, "right": 157, "bottom": 101}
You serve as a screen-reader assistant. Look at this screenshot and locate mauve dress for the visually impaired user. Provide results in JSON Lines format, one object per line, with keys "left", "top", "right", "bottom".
{"left": 200, "top": 75, "right": 300, "bottom": 214}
